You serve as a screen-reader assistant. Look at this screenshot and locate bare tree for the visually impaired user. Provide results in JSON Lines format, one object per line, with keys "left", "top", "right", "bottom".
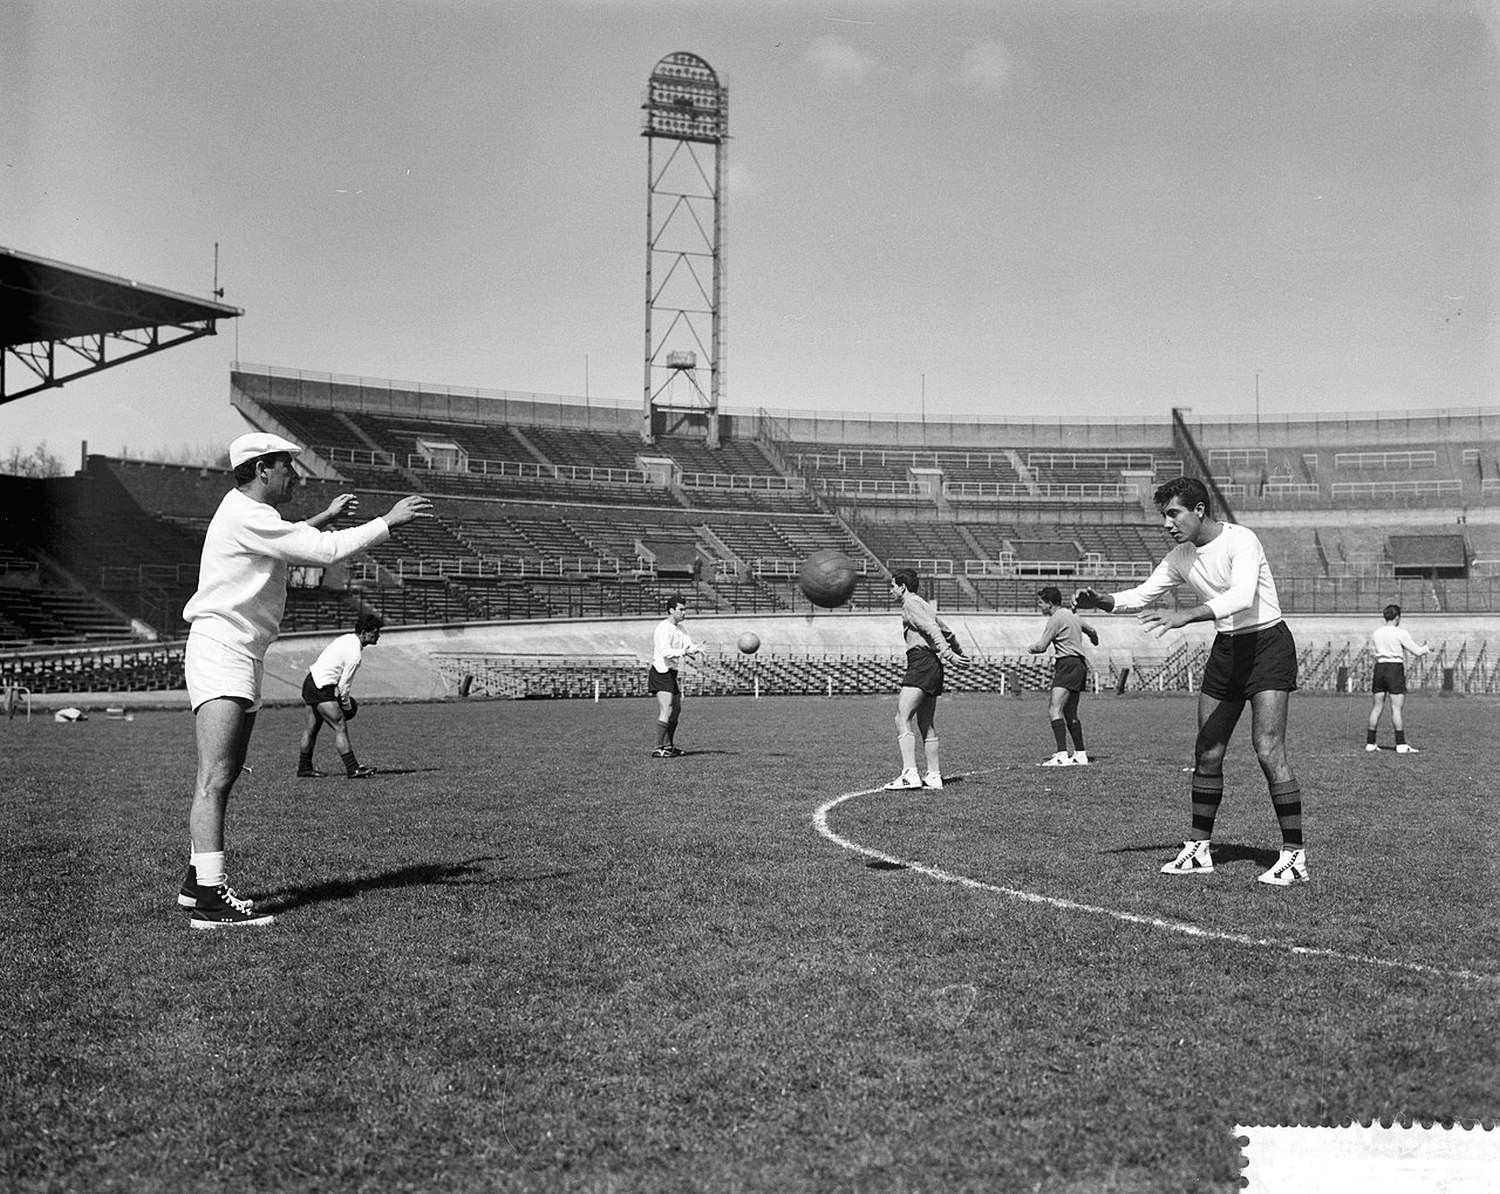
{"left": 2, "top": 442, "right": 67, "bottom": 478}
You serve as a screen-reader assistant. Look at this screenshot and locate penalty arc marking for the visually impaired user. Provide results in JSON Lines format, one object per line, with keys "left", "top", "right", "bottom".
{"left": 814, "top": 776, "right": 1494, "bottom": 985}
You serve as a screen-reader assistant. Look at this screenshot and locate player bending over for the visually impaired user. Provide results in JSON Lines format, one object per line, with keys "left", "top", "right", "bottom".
{"left": 298, "top": 612, "right": 384, "bottom": 778}
{"left": 1028, "top": 585, "right": 1099, "bottom": 767}
{"left": 1073, "top": 476, "right": 1308, "bottom": 886}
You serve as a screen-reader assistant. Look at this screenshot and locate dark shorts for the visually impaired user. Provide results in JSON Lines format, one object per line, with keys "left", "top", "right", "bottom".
{"left": 647, "top": 667, "right": 679, "bottom": 695}
{"left": 1200, "top": 620, "right": 1298, "bottom": 702}
{"left": 900, "top": 647, "right": 944, "bottom": 697}
{"left": 1052, "top": 656, "right": 1088, "bottom": 693}
{"left": 302, "top": 673, "right": 339, "bottom": 706}
{"left": 1372, "top": 661, "right": 1407, "bottom": 695}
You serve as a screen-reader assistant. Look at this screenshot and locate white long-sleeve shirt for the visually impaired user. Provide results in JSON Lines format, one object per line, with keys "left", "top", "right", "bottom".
{"left": 184, "top": 488, "right": 390, "bottom": 658}
{"left": 651, "top": 618, "right": 700, "bottom": 672}
{"left": 308, "top": 632, "right": 365, "bottom": 698}
{"left": 1371, "top": 623, "right": 1428, "bottom": 663}
{"left": 1109, "top": 522, "right": 1282, "bottom": 634}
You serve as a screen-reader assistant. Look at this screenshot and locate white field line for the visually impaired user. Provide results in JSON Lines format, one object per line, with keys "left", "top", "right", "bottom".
{"left": 814, "top": 777, "right": 1495, "bottom": 985}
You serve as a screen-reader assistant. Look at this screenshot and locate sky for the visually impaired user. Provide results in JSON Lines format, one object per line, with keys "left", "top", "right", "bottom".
{"left": 3, "top": 0, "right": 1497, "bottom": 465}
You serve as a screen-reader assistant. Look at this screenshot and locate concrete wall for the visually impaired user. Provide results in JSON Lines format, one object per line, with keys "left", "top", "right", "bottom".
{"left": 262, "top": 611, "right": 1500, "bottom": 702}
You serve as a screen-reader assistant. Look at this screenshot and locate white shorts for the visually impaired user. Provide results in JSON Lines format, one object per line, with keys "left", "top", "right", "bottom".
{"left": 185, "top": 632, "right": 264, "bottom": 713}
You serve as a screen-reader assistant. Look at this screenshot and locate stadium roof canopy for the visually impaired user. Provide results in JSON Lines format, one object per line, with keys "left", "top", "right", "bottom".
{"left": 1, "top": 246, "right": 243, "bottom": 407}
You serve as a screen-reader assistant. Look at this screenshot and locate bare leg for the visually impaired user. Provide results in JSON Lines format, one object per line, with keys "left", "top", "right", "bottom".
{"left": 190, "top": 697, "right": 255, "bottom": 853}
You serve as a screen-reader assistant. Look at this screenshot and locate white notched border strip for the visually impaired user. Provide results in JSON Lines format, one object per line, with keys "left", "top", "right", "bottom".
{"left": 814, "top": 781, "right": 1494, "bottom": 985}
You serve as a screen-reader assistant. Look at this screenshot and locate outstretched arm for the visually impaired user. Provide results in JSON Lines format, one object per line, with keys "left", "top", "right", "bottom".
{"left": 306, "top": 493, "right": 360, "bottom": 529}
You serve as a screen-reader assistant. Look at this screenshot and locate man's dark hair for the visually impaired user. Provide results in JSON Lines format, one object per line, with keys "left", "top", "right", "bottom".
{"left": 890, "top": 568, "right": 920, "bottom": 595}
{"left": 355, "top": 613, "right": 385, "bottom": 635}
{"left": 1383, "top": 603, "right": 1401, "bottom": 622}
{"left": 665, "top": 595, "right": 687, "bottom": 613}
{"left": 1153, "top": 475, "right": 1212, "bottom": 516}
{"left": 232, "top": 452, "right": 292, "bottom": 486}
{"left": 1037, "top": 586, "right": 1062, "bottom": 606}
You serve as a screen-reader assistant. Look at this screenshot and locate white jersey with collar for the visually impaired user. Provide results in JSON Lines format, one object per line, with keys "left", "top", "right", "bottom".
{"left": 1371, "top": 624, "right": 1427, "bottom": 662}
{"left": 183, "top": 488, "right": 391, "bottom": 658}
{"left": 1108, "top": 522, "right": 1281, "bottom": 634}
{"left": 309, "top": 633, "right": 364, "bottom": 697}
{"left": 651, "top": 618, "right": 700, "bottom": 672}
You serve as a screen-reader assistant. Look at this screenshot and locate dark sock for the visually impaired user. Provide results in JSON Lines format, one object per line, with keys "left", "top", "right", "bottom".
{"left": 1067, "top": 719, "right": 1085, "bottom": 752}
{"left": 1050, "top": 719, "right": 1067, "bottom": 752}
{"left": 341, "top": 750, "right": 359, "bottom": 776}
{"left": 1365, "top": 728, "right": 1377, "bottom": 745}
{"left": 298, "top": 751, "right": 314, "bottom": 771}
{"left": 1394, "top": 730, "right": 1406, "bottom": 746}
{"left": 1270, "top": 779, "right": 1303, "bottom": 847}
{"left": 1190, "top": 770, "right": 1224, "bottom": 838}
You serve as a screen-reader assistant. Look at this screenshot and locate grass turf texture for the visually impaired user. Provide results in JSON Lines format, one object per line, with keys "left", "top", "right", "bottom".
{"left": 2, "top": 693, "right": 1495, "bottom": 1193}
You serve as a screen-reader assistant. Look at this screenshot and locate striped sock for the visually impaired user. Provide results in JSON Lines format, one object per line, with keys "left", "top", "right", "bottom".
{"left": 341, "top": 750, "right": 359, "bottom": 776}
{"left": 1270, "top": 779, "right": 1302, "bottom": 847}
{"left": 1190, "top": 771, "right": 1224, "bottom": 839}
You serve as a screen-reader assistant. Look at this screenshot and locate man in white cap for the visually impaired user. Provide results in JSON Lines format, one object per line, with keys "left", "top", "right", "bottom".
{"left": 178, "top": 431, "right": 432, "bottom": 929}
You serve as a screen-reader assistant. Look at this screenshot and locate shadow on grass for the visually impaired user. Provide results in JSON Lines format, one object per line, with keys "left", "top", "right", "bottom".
{"left": 254, "top": 856, "right": 569, "bottom": 913}
{"left": 357, "top": 766, "right": 444, "bottom": 776}
{"left": 1103, "top": 840, "right": 1280, "bottom": 867}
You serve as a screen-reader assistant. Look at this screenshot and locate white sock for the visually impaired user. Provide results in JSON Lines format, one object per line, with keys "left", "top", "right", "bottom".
{"left": 191, "top": 851, "right": 226, "bottom": 890}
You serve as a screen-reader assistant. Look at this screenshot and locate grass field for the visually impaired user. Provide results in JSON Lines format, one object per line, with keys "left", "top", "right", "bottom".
{"left": 2, "top": 691, "right": 1496, "bottom": 1193}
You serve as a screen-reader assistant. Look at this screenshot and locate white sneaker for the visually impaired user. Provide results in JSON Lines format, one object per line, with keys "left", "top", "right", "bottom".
{"left": 1395, "top": 744, "right": 1419, "bottom": 754}
{"left": 1161, "top": 840, "right": 1214, "bottom": 875}
{"left": 922, "top": 772, "right": 944, "bottom": 790}
{"left": 1364, "top": 743, "right": 1380, "bottom": 752}
{"left": 1040, "top": 751, "right": 1074, "bottom": 767}
{"left": 1257, "top": 847, "right": 1309, "bottom": 886}
{"left": 1071, "top": 750, "right": 1090, "bottom": 766}
{"left": 883, "top": 769, "right": 923, "bottom": 790}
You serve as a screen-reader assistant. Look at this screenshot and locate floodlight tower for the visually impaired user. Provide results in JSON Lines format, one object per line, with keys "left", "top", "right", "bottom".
{"left": 642, "top": 52, "right": 727, "bottom": 447}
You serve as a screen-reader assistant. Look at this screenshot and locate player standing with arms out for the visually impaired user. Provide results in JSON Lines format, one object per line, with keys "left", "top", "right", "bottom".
{"left": 297, "top": 612, "right": 384, "bottom": 778}
{"left": 648, "top": 595, "right": 704, "bottom": 758}
{"left": 1073, "top": 477, "right": 1308, "bottom": 886}
{"left": 1366, "top": 603, "right": 1430, "bottom": 754}
{"left": 1028, "top": 585, "right": 1100, "bottom": 766}
{"left": 180, "top": 433, "right": 431, "bottom": 929}
{"left": 884, "top": 568, "right": 963, "bottom": 791}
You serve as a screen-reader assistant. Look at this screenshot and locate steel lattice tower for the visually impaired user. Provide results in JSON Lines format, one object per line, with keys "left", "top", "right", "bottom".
{"left": 642, "top": 52, "right": 727, "bottom": 447}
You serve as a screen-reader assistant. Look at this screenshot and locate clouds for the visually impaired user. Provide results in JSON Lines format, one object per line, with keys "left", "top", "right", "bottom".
{"left": 805, "top": 34, "right": 1015, "bottom": 97}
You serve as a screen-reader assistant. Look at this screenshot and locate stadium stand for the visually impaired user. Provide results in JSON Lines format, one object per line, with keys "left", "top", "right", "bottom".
{"left": 6, "top": 366, "right": 1496, "bottom": 702}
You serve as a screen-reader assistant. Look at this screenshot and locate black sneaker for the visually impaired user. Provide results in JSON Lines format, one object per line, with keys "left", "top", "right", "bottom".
{"left": 347, "top": 765, "right": 377, "bottom": 778}
{"left": 189, "top": 884, "right": 274, "bottom": 930}
{"left": 297, "top": 767, "right": 328, "bottom": 778}
{"left": 180, "top": 867, "right": 256, "bottom": 912}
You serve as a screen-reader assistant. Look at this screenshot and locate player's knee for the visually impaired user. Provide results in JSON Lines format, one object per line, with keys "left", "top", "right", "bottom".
{"left": 199, "top": 759, "right": 240, "bottom": 796}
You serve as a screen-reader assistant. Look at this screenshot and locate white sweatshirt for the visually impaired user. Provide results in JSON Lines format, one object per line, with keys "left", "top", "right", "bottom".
{"left": 184, "top": 488, "right": 390, "bottom": 658}
{"left": 1109, "top": 523, "right": 1282, "bottom": 634}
